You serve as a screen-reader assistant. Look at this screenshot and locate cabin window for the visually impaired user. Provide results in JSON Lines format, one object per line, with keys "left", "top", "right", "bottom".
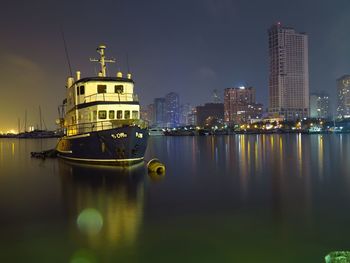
{"left": 115, "top": 85, "right": 124, "bottom": 93}
{"left": 97, "top": 85, "right": 107, "bottom": 93}
{"left": 80, "top": 86, "right": 85, "bottom": 95}
{"left": 98, "top": 110, "right": 107, "bottom": 119}
{"left": 132, "top": 110, "right": 138, "bottom": 119}
{"left": 76, "top": 87, "right": 79, "bottom": 96}
{"left": 117, "top": 110, "right": 122, "bottom": 119}
{"left": 109, "top": 110, "right": 115, "bottom": 119}
{"left": 124, "top": 110, "right": 130, "bottom": 119}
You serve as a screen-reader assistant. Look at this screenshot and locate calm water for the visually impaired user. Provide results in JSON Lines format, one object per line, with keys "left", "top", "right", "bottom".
{"left": 0, "top": 134, "right": 350, "bottom": 262}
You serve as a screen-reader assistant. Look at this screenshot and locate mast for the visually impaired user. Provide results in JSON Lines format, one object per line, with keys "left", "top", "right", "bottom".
{"left": 90, "top": 45, "right": 115, "bottom": 77}
{"left": 17, "top": 118, "right": 20, "bottom": 134}
{"left": 39, "top": 105, "right": 42, "bottom": 131}
{"left": 24, "top": 110, "right": 27, "bottom": 133}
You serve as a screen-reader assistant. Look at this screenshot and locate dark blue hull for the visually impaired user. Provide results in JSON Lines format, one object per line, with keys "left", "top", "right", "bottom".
{"left": 56, "top": 126, "right": 148, "bottom": 165}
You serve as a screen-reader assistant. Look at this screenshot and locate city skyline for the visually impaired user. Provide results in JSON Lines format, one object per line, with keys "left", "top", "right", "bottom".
{"left": 1, "top": 0, "right": 350, "bottom": 131}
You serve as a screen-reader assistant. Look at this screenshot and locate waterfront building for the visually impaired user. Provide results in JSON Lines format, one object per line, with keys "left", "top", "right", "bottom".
{"left": 196, "top": 103, "right": 224, "bottom": 127}
{"left": 310, "top": 93, "right": 330, "bottom": 119}
{"left": 337, "top": 75, "right": 350, "bottom": 119}
{"left": 224, "top": 86, "right": 263, "bottom": 124}
{"left": 179, "top": 103, "right": 192, "bottom": 126}
{"left": 268, "top": 23, "right": 309, "bottom": 120}
{"left": 141, "top": 103, "right": 155, "bottom": 126}
{"left": 140, "top": 106, "right": 148, "bottom": 124}
{"left": 165, "top": 92, "right": 180, "bottom": 127}
{"left": 187, "top": 107, "right": 197, "bottom": 126}
{"left": 154, "top": 98, "right": 166, "bottom": 127}
{"left": 147, "top": 103, "right": 155, "bottom": 125}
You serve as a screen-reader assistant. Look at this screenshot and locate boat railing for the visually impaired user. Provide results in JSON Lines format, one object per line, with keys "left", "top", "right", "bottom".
{"left": 66, "top": 119, "right": 148, "bottom": 136}
{"left": 82, "top": 93, "right": 138, "bottom": 103}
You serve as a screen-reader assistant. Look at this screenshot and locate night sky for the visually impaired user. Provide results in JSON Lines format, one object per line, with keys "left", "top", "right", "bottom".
{"left": 1, "top": 0, "right": 349, "bottom": 131}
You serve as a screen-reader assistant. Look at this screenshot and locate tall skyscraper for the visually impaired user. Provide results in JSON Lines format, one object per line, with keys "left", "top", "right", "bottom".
{"left": 337, "top": 75, "right": 350, "bottom": 119}
{"left": 154, "top": 98, "right": 166, "bottom": 126}
{"left": 224, "top": 86, "right": 262, "bottom": 124}
{"left": 268, "top": 23, "right": 309, "bottom": 120}
{"left": 310, "top": 93, "right": 330, "bottom": 119}
{"left": 165, "top": 92, "right": 180, "bottom": 127}
{"left": 179, "top": 103, "right": 192, "bottom": 126}
{"left": 141, "top": 103, "right": 155, "bottom": 126}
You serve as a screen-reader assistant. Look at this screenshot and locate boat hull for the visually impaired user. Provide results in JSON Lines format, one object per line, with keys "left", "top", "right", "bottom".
{"left": 56, "top": 126, "right": 148, "bottom": 165}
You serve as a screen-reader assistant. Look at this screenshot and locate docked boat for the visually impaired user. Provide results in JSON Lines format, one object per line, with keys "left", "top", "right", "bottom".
{"left": 56, "top": 45, "right": 148, "bottom": 165}
{"left": 148, "top": 127, "right": 165, "bottom": 136}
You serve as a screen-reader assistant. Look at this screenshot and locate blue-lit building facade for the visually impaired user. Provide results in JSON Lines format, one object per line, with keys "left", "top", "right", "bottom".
{"left": 153, "top": 92, "right": 180, "bottom": 128}
{"left": 165, "top": 92, "right": 180, "bottom": 128}
{"left": 337, "top": 75, "right": 350, "bottom": 119}
{"left": 154, "top": 98, "right": 166, "bottom": 127}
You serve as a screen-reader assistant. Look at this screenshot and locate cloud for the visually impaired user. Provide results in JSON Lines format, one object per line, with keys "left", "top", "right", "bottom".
{"left": 201, "top": 0, "right": 238, "bottom": 18}
{"left": 196, "top": 67, "right": 217, "bottom": 79}
{"left": 2, "top": 52, "right": 42, "bottom": 73}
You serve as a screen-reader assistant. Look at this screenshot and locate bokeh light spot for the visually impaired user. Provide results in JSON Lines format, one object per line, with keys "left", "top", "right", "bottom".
{"left": 70, "top": 249, "right": 96, "bottom": 263}
{"left": 77, "top": 208, "right": 103, "bottom": 235}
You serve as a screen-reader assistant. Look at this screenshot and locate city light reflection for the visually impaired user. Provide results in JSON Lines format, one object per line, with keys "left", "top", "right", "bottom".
{"left": 297, "top": 134, "right": 303, "bottom": 176}
{"left": 11, "top": 142, "right": 15, "bottom": 158}
{"left": 279, "top": 136, "right": 283, "bottom": 175}
{"left": 0, "top": 141, "right": 3, "bottom": 164}
{"left": 59, "top": 161, "right": 145, "bottom": 248}
{"left": 238, "top": 135, "right": 248, "bottom": 199}
{"left": 318, "top": 135, "right": 324, "bottom": 180}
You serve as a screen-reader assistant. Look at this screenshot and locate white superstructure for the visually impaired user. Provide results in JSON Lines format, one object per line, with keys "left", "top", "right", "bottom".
{"left": 62, "top": 45, "right": 141, "bottom": 136}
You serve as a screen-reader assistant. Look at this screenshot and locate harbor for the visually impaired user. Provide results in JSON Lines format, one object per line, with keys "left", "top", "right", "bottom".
{"left": 2, "top": 0, "right": 350, "bottom": 262}
{"left": 0, "top": 135, "right": 350, "bottom": 262}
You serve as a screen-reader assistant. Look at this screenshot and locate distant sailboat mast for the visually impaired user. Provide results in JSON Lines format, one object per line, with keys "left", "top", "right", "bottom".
{"left": 24, "top": 109, "right": 27, "bottom": 133}
{"left": 39, "top": 105, "right": 42, "bottom": 131}
{"left": 17, "top": 118, "right": 20, "bottom": 134}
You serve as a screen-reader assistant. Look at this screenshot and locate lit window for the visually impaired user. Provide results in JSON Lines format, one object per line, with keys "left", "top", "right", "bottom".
{"left": 98, "top": 110, "right": 107, "bottom": 119}
{"left": 115, "top": 85, "right": 124, "bottom": 93}
{"left": 124, "top": 110, "right": 130, "bottom": 119}
{"left": 132, "top": 110, "right": 138, "bottom": 119}
{"left": 109, "top": 110, "right": 115, "bottom": 119}
{"left": 97, "top": 85, "right": 107, "bottom": 93}
{"left": 80, "top": 86, "right": 85, "bottom": 95}
{"left": 117, "top": 110, "right": 122, "bottom": 119}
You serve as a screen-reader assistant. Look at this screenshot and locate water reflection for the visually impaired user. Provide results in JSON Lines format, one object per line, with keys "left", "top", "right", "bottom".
{"left": 1, "top": 136, "right": 350, "bottom": 262}
{"left": 318, "top": 135, "right": 324, "bottom": 180}
{"left": 58, "top": 161, "right": 145, "bottom": 249}
{"left": 0, "top": 141, "right": 3, "bottom": 164}
{"left": 297, "top": 134, "right": 303, "bottom": 176}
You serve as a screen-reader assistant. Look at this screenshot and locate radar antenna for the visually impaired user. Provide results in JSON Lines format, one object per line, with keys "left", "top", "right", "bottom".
{"left": 90, "top": 45, "right": 116, "bottom": 77}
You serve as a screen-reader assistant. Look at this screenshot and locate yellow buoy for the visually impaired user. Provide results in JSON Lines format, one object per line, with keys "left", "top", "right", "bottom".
{"left": 147, "top": 158, "right": 166, "bottom": 175}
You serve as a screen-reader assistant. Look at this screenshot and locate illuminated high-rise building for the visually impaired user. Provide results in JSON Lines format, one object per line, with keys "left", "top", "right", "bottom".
{"left": 337, "top": 75, "right": 350, "bottom": 118}
{"left": 196, "top": 103, "right": 224, "bottom": 127}
{"left": 179, "top": 103, "right": 192, "bottom": 126}
{"left": 268, "top": 23, "right": 309, "bottom": 120}
{"left": 154, "top": 98, "right": 166, "bottom": 126}
{"left": 165, "top": 92, "right": 180, "bottom": 127}
{"left": 310, "top": 93, "right": 330, "bottom": 119}
{"left": 224, "top": 86, "right": 263, "bottom": 124}
{"left": 141, "top": 103, "right": 155, "bottom": 126}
